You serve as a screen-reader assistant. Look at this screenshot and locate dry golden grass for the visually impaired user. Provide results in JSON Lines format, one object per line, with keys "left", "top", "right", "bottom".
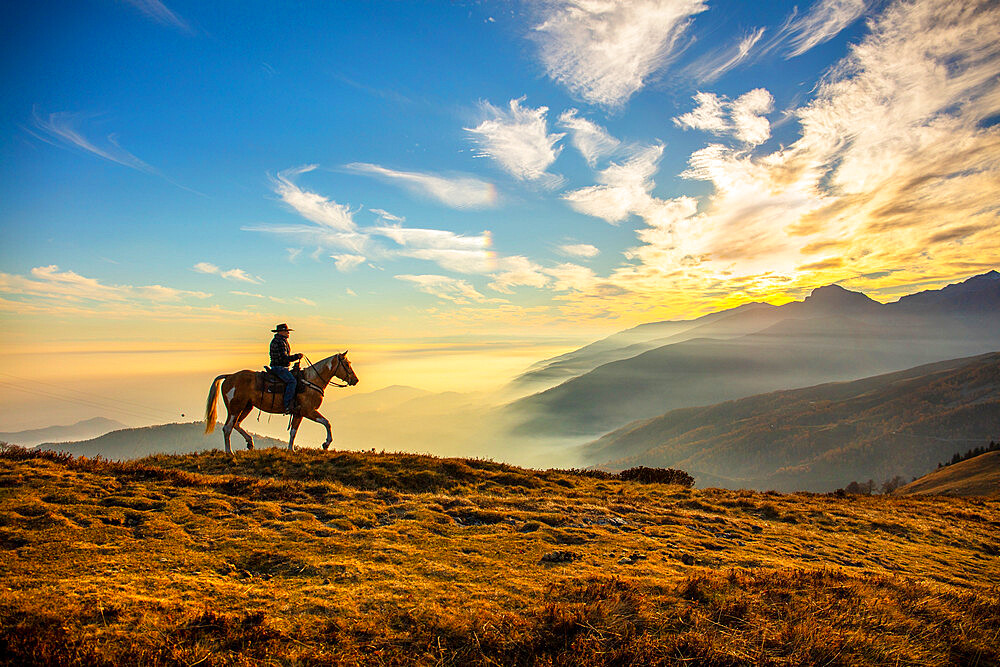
{"left": 1, "top": 444, "right": 998, "bottom": 665}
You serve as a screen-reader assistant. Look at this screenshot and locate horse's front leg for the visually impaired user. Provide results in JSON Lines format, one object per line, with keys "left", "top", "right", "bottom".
{"left": 301, "top": 410, "right": 333, "bottom": 450}
{"left": 288, "top": 415, "right": 303, "bottom": 451}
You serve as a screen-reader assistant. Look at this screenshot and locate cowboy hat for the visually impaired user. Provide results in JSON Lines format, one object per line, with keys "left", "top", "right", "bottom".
{"left": 271, "top": 323, "right": 294, "bottom": 332}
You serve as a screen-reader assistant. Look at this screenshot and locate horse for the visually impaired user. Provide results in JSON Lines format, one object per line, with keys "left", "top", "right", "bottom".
{"left": 204, "top": 352, "right": 359, "bottom": 454}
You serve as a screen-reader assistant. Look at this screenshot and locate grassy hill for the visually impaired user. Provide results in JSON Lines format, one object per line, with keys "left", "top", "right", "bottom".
{"left": 897, "top": 451, "right": 1000, "bottom": 498}
{"left": 584, "top": 353, "right": 1000, "bottom": 492}
{"left": 2, "top": 444, "right": 998, "bottom": 665}
{"left": 35, "top": 421, "right": 289, "bottom": 460}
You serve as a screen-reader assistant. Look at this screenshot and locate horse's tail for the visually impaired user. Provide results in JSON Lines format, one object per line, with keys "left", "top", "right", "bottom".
{"left": 204, "top": 375, "right": 228, "bottom": 434}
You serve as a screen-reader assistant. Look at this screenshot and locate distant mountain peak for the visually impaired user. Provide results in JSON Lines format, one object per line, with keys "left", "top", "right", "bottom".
{"left": 892, "top": 269, "right": 1000, "bottom": 312}
{"left": 802, "top": 284, "right": 880, "bottom": 309}
{"left": 967, "top": 269, "right": 999, "bottom": 282}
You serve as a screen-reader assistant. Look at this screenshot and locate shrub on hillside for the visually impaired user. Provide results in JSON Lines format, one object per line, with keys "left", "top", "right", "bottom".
{"left": 550, "top": 466, "right": 695, "bottom": 487}
{"left": 549, "top": 468, "right": 617, "bottom": 481}
{"left": 618, "top": 466, "right": 695, "bottom": 488}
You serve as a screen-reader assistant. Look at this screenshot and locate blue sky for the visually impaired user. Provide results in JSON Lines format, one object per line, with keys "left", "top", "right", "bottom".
{"left": 1, "top": 0, "right": 999, "bottom": 426}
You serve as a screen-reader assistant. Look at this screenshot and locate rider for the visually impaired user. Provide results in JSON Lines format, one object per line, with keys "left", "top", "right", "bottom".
{"left": 269, "top": 323, "right": 303, "bottom": 413}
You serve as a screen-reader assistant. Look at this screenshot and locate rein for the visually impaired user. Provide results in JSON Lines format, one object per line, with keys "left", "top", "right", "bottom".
{"left": 303, "top": 354, "right": 350, "bottom": 390}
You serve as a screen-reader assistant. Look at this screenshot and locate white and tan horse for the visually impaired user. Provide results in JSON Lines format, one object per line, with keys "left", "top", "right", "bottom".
{"left": 204, "top": 352, "right": 358, "bottom": 454}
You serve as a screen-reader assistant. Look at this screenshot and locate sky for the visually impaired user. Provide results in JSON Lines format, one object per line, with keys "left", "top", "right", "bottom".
{"left": 1, "top": 0, "right": 999, "bottom": 431}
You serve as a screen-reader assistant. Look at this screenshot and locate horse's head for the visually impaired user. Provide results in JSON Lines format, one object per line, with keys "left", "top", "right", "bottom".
{"left": 336, "top": 351, "right": 359, "bottom": 386}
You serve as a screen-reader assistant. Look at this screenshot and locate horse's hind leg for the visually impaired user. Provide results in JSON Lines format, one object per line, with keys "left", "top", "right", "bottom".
{"left": 233, "top": 403, "right": 255, "bottom": 450}
{"left": 222, "top": 410, "right": 236, "bottom": 456}
{"left": 288, "top": 415, "right": 303, "bottom": 451}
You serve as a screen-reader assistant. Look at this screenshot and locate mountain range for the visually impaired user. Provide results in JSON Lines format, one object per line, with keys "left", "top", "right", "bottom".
{"left": 34, "top": 421, "right": 289, "bottom": 460}
{"left": 0, "top": 417, "right": 127, "bottom": 447}
{"left": 505, "top": 272, "right": 1000, "bottom": 442}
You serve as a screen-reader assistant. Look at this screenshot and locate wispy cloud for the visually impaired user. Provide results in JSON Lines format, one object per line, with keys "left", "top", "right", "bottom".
{"left": 543, "top": 263, "right": 599, "bottom": 293}
{"left": 28, "top": 109, "right": 204, "bottom": 194}
{"left": 119, "top": 0, "right": 193, "bottom": 33}
{"left": 783, "top": 0, "right": 868, "bottom": 58}
{"left": 558, "top": 243, "right": 600, "bottom": 258}
{"left": 332, "top": 254, "right": 367, "bottom": 272}
{"left": 245, "top": 222, "right": 371, "bottom": 256}
{"left": 369, "top": 208, "right": 405, "bottom": 223}
{"left": 231, "top": 290, "right": 316, "bottom": 306}
{"left": 557, "top": 109, "right": 621, "bottom": 167}
{"left": 372, "top": 226, "right": 493, "bottom": 274}
{"left": 272, "top": 165, "right": 358, "bottom": 232}
{"left": 530, "top": 0, "right": 707, "bottom": 108}
{"left": 488, "top": 256, "right": 551, "bottom": 293}
{"left": 466, "top": 98, "right": 564, "bottom": 187}
{"left": 193, "top": 262, "right": 262, "bottom": 284}
{"left": 0, "top": 265, "right": 212, "bottom": 319}
{"left": 345, "top": 163, "right": 498, "bottom": 209}
{"left": 395, "top": 275, "right": 500, "bottom": 305}
{"left": 563, "top": 143, "right": 666, "bottom": 224}
{"left": 673, "top": 92, "right": 728, "bottom": 134}
{"left": 371, "top": 227, "right": 489, "bottom": 252}
{"left": 674, "top": 88, "right": 774, "bottom": 145}
{"left": 31, "top": 110, "right": 156, "bottom": 173}
{"left": 686, "top": 27, "right": 767, "bottom": 83}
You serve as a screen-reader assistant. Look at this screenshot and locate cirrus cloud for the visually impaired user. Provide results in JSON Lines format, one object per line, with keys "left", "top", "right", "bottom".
{"left": 395, "top": 275, "right": 501, "bottom": 305}
{"left": 558, "top": 243, "right": 600, "bottom": 258}
{"left": 0, "top": 265, "right": 214, "bottom": 323}
{"left": 783, "top": 0, "right": 869, "bottom": 58}
{"left": 193, "top": 262, "right": 262, "bottom": 284}
{"left": 466, "top": 98, "right": 565, "bottom": 187}
{"left": 345, "top": 163, "right": 498, "bottom": 209}
{"left": 530, "top": 0, "right": 707, "bottom": 108}
{"left": 271, "top": 165, "right": 358, "bottom": 232}
{"left": 563, "top": 143, "right": 666, "bottom": 224}
{"left": 557, "top": 109, "right": 621, "bottom": 167}
{"left": 674, "top": 88, "right": 775, "bottom": 145}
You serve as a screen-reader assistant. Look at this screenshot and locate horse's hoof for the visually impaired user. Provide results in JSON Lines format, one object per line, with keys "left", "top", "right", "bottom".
{"left": 322, "top": 442, "right": 330, "bottom": 451}
{"left": 247, "top": 442, "right": 254, "bottom": 451}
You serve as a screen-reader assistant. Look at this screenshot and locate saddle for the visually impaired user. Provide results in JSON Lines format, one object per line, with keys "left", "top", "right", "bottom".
{"left": 260, "top": 364, "right": 307, "bottom": 395}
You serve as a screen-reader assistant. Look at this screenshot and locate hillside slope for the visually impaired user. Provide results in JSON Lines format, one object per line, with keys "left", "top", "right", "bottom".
{"left": 1, "top": 445, "right": 998, "bottom": 665}
{"left": 897, "top": 451, "right": 1000, "bottom": 498}
{"left": 584, "top": 353, "right": 1000, "bottom": 492}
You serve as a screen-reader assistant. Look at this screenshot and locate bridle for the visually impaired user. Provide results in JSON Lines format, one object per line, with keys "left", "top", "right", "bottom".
{"left": 303, "top": 353, "right": 353, "bottom": 391}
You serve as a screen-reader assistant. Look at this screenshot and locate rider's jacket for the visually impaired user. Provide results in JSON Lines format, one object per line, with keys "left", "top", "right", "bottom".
{"left": 269, "top": 335, "right": 296, "bottom": 367}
